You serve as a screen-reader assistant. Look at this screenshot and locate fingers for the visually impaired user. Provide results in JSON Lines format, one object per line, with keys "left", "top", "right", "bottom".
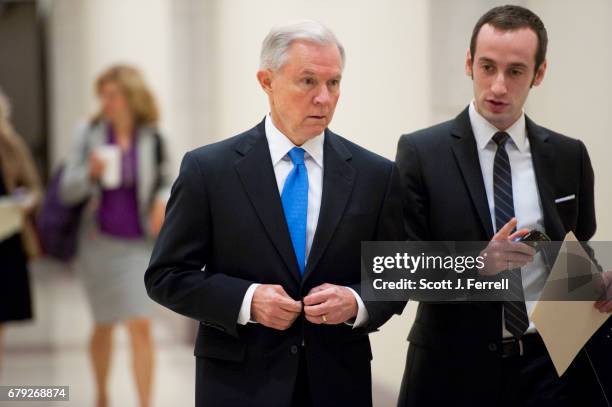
{"left": 273, "top": 307, "right": 301, "bottom": 322}
{"left": 509, "top": 228, "right": 530, "bottom": 241}
{"left": 303, "top": 285, "right": 357, "bottom": 325}
{"left": 483, "top": 240, "right": 536, "bottom": 261}
{"left": 253, "top": 284, "right": 358, "bottom": 328}
{"left": 492, "top": 218, "right": 518, "bottom": 241}
{"left": 305, "top": 313, "right": 334, "bottom": 325}
{"left": 277, "top": 296, "right": 302, "bottom": 313}
{"left": 503, "top": 251, "right": 536, "bottom": 265}
{"left": 272, "top": 286, "right": 302, "bottom": 312}
{"left": 303, "top": 288, "right": 333, "bottom": 306}
{"left": 601, "top": 271, "right": 612, "bottom": 292}
{"left": 264, "top": 315, "right": 300, "bottom": 330}
{"left": 594, "top": 300, "right": 612, "bottom": 313}
{"left": 89, "top": 153, "right": 106, "bottom": 179}
{"left": 277, "top": 298, "right": 301, "bottom": 312}
{"left": 307, "top": 283, "right": 332, "bottom": 295}
{"left": 89, "top": 152, "right": 105, "bottom": 167}
{"left": 256, "top": 308, "right": 299, "bottom": 330}
{"left": 304, "top": 301, "right": 330, "bottom": 317}
{"left": 511, "top": 242, "right": 537, "bottom": 257}
{"left": 487, "top": 253, "right": 533, "bottom": 271}
{"left": 251, "top": 285, "right": 301, "bottom": 330}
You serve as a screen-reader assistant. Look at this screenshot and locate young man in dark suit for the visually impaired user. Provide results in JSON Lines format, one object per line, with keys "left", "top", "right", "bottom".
{"left": 393, "top": 5, "right": 611, "bottom": 406}
{"left": 145, "top": 20, "right": 404, "bottom": 407}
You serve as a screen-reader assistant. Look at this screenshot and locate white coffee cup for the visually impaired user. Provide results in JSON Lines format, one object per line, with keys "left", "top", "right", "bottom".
{"left": 95, "top": 145, "right": 122, "bottom": 189}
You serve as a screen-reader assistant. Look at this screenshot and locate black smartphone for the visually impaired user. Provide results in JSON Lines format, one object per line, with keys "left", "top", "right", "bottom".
{"left": 512, "top": 230, "right": 551, "bottom": 254}
{"left": 517, "top": 230, "right": 551, "bottom": 243}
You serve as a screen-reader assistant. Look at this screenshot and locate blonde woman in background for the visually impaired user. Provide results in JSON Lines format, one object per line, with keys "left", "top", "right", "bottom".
{"left": 60, "top": 65, "right": 169, "bottom": 407}
{"left": 0, "top": 89, "right": 42, "bottom": 379}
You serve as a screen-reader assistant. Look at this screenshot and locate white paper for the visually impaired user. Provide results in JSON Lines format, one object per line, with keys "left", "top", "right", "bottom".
{"left": 531, "top": 232, "right": 610, "bottom": 376}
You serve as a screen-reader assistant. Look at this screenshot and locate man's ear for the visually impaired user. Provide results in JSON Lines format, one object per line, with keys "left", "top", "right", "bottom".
{"left": 465, "top": 48, "right": 474, "bottom": 78}
{"left": 532, "top": 59, "right": 547, "bottom": 87}
{"left": 256, "top": 69, "right": 273, "bottom": 95}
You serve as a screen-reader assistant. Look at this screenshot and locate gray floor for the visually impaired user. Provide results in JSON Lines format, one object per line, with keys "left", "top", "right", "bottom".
{"left": 1, "top": 259, "right": 195, "bottom": 407}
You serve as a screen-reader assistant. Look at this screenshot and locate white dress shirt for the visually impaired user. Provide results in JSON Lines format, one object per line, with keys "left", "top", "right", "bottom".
{"left": 468, "top": 101, "right": 548, "bottom": 336}
{"left": 237, "top": 115, "right": 368, "bottom": 327}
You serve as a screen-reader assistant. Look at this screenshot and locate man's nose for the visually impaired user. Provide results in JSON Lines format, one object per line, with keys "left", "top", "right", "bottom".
{"left": 313, "top": 85, "right": 331, "bottom": 105}
{"left": 491, "top": 73, "right": 507, "bottom": 96}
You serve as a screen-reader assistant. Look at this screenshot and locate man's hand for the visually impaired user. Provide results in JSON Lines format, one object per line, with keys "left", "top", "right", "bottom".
{"left": 594, "top": 270, "right": 612, "bottom": 313}
{"left": 251, "top": 285, "right": 302, "bottom": 330}
{"left": 479, "top": 218, "right": 536, "bottom": 276}
{"left": 303, "top": 283, "right": 357, "bottom": 325}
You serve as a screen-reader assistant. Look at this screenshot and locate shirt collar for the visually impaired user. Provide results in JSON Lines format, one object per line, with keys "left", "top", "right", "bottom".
{"left": 265, "top": 114, "right": 324, "bottom": 167}
{"left": 468, "top": 101, "right": 528, "bottom": 153}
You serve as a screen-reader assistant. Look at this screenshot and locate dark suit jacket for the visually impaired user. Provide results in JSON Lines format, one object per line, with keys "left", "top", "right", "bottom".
{"left": 145, "top": 119, "right": 405, "bottom": 407}
{"left": 392, "top": 107, "right": 609, "bottom": 406}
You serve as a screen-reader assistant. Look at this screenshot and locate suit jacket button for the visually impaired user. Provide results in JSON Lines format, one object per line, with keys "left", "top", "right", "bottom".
{"left": 291, "top": 345, "right": 299, "bottom": 355}
{"left": 488, "top": 343, "right": 497, "bottom": 352}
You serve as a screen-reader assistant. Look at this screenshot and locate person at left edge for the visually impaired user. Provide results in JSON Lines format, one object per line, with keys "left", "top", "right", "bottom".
{"left": 145, "top": 20, "right": 405, "bottom": 407}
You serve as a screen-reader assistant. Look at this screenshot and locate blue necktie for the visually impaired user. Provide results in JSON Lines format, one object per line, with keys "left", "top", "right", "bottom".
{"left": 281, "top": 147, "right": 309, "bottom": 275}
{"left": 493, "top": 131, "right": 529, "bottom": 338}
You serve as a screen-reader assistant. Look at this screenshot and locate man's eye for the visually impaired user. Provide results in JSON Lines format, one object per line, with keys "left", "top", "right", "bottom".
{"left": 510, "top": 69, "right": 523, "bottom": 76}
{"left": 302, "top": 78, "right": 315, "bottom": 85}
{"left": 329, "top": 79, "right": 339, "bottom": 87}
{"left": 482, "top": 64, "right": 493, "bottom": 72}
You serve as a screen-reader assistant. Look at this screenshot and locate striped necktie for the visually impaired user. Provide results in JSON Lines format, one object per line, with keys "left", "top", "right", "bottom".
{"left": 493, "top": 131, "right": 529, "bottom": 338}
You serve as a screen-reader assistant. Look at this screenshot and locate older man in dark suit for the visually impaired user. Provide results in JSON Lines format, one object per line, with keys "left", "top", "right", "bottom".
{"left": 145, "top": 20, "right": 404, "bottom": 407}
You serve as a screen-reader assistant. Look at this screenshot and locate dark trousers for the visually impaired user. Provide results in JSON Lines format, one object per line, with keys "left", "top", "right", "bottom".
{"left": 291, "top": 347, "right": 313, "bottom": 407}
{"left": 501, "top": 346, "right": 571, "bottom": 407}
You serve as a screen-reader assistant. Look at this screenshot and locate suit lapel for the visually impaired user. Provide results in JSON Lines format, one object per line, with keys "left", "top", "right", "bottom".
{"left": 450, "top": 108, "right": 495, "bottom": 239}
{"left": 526, "top": 116, "right": 566, "bottom": 240}
{"left": 234, "top": 120, "right": 301, "bottom": 283}
{"left": 303, "top": 131, "right": 355, "bottom": 281}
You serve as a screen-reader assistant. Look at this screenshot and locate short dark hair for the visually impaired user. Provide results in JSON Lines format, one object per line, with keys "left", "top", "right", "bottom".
{"left": 470, "top": 5, "right": 548, "bottom": 72}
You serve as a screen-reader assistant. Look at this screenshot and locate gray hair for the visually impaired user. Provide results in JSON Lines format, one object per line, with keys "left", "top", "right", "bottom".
{"left": 260, "top": 19, "right": 345, "bottom": 71}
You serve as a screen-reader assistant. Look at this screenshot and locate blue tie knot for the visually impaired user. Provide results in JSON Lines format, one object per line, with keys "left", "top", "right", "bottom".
{"left": 288, "top": 147, "right": 306, "bottom": 165}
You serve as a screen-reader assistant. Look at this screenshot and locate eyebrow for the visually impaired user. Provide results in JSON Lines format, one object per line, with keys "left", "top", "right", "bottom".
{"left": 507, "top": 63, "right": 529, "bottom": 70}
{"left": 478, "top": 58, "right": 529, "bottom": 70}
{"left": 300, "top": 70, "right": 342, "bottom": 80}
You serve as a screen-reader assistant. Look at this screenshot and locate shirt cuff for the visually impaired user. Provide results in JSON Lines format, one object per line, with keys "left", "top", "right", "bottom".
{"left": 237, "top": 283, "right": 260, "bottom": 325}
{"left": 344, "top": 287, "right": 369, "bottom": 328}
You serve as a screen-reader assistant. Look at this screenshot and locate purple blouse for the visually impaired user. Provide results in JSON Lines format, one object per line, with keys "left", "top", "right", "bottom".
{"left": 97, "top": 126, "right": 143, "bottom": 238}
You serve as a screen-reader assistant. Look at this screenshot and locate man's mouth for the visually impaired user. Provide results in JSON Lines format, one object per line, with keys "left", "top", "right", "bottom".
{"left": 485, "top": 99, "right": 509, "bottom": 112}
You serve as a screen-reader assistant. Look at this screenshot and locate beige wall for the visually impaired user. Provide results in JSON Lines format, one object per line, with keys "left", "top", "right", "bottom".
{"left": 210, "top": 0, "right": 432, "bottom": 160}
{"left": 48, "top": 0, "right": 171, "bottom": 166}
{"left": 526, "top": 0, "right": 612, "bottom": 240}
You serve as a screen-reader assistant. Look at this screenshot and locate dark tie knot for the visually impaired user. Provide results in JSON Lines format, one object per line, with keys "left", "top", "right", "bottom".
{"left": 288, "top": 147, "right": 306, "bottom": 165}
{"left": 492, "top": 132, "right": 510, "bottom": 147}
